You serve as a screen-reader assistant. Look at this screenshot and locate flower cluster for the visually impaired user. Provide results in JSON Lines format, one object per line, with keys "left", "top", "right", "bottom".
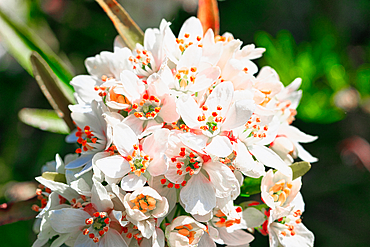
{"left": 32, "top": 17, "right": 316, "bottom": 247}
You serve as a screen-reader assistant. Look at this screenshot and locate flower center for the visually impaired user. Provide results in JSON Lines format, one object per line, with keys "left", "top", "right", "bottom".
{"left": 259, "top": 90, "right": 272, "bottom": 106}
{"left": 130, "top": 193, "right": 157, "bottom": 213}
{"left": 277, "top": 210, "right": 303, "bottom": 237}
{"left": 214, "top": 35, "right": 234, "bottom": 43}
{"left": 214, "top": 209, "right": 241, "bottom": 228}
{"left": 108, "top": 86, "right": 130, "bottom": 105}
{"left": 176, "top": 33, "right": 202, "bottom": 53}
{"left": 131, "top": 93, "right": 161, "bottom": 120}
{"left": 160, "top": 177, "right": 187, "bottom": 189}
{"left": 126, "top": 144, "right": 150, "bottom": 177}
{"left": 171, "top": 147, "right": 203, "bottom": 178}
{"left": 75, "top": 125, "right": 98, "bottom": 153}
{"left": 175, "top": 66, "right": 198, "bottom": 89}
{"left": 122, "top": 223, "right": 143, "bottom": 243}
{"left": 171, "top": 119, "right": 190, "bottom": 132}
{"left": 174, "top": 224, "right": 197, "bottom": 244}
{"left": 82, "top": 211, "right": 111, "bottom": 243}
{"left": 269, "top": 179, "right": 293, "bottom": 206}
{"left": 244, "top": 114, "right": 269, "bottom": 140}
{"left": 198, "top": 105, "right": 223, "bottom": 135}
{"left": 129, "top": 49, "right": 155, "bottom": 77}
{"left": 276, "top": 100, "right": 297, "bottom": 124}
{"left": 219, "top": 150, "right": 237, "bottom": 169}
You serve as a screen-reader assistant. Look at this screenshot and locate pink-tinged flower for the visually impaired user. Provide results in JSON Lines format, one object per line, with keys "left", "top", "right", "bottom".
{"left": 123, "top": 186, "right": 169, "bottom": 239}
{"left": 253, "top": 66, "right": 284, "bottom": 107}
{"left": 212, "top": 33, "right": 243, "bottom": 72}
{"left": 233, "top": 107, "right": 292, "bottom": 177}
{"left": 164, "top": 17, "right": 204, "bottom": 64}
{"left": 234, "top": 43, "right": 266, "bottom": 61}
{"left": 217, "top": 43, "right": 265, "bottom": 91}
{"left": 121, "top": 222, "right": 165, "bottom": 247}
{"left": 270, "top": 123, "right": 318, "bottom": 164}
{"left": 164, "top": 132, "right": 239, "bottom": 216}
{"left": 65, "top": 101, "right": 109, "bottom": 176}
{"left": 122, "top": 71, "right": 179, "bottom": 136}
{"left": 267, "top": 78, "right": 302, "bottom": 124}
{"left": 129, "top": 19, "right": 170, "bottom": 79}
{"left": 177, "top": 81, "right": 255, "bottom": 157}
{"left": 261, "top": 170, "right": 301, "bottom": 210}
{"left": 268, "top": 193, "right": 314, "bottom": 247}
{"left": 121, "top": 222, "right": 143, "bottom": 246}
{"left": 71, "top": 45, "right": 132, "bottom": 104}
{"left": 208, "top": 222, "right": 254, "bottom": 247}
{"left": 165, "top": 216, "right": 207, "bottom": 247}
{"left": 95, "top": 123, "right": 169, "bottom": 191}
{"left": 166, "top": 44, "right": 221, "bottom": 97}
{"left": 210, "top": 206, "right": 246, "bottom": 230}
{"left": 100, "top": 68, "right": 177, "bottom": 135}
{"left": 48, "top": 179, "right": 127, "bottom": 247}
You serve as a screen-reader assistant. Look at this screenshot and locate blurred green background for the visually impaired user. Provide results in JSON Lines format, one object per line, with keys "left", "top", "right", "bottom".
{"left": 0, "top": 0, "right": 370, "bottom": 246}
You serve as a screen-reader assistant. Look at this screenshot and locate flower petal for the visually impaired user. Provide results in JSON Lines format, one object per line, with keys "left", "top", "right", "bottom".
{"left": 205, "top": 135, "right": 233, "bottom": 157}
{"left": 70, "top": 75, "right": 100, "bottom": 103}
{"left": 99, "top": 229, "right": 128, "bottom": 247}
{"left": 95, "top": 155, "right": 131, "bottom": 179}
{"left": 113, "top": 122, "right": 138, "bottom": 155}
{"left": 250, "top": 145, "right": 292, "bottom": 177}
{"left": 203, "top": 161, "right": 238, "bottom": 198}
{"left": 121, "top": 173, "right": 147, "bottom": 191}
{"left": 180, "top": 173, "right": 216, "bottom": 216}
{"left": 49, "top": 208, "right": 89, "bottom": 233}
{"left": 217, "top": 228, "right": 254, "bottom": 246}
{"left": 222, "top": 99, "right": 255, "bottom": 130}
{"left": 176, "top": 95, "right": 203, "bottom": 129}
{"left": 91, "top": 178, "right": 113, "bottom": 211}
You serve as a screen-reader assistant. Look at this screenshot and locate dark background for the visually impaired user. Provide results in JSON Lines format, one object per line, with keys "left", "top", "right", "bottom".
{"left": 0, "top": 0, "right": 369, "bottom": 246}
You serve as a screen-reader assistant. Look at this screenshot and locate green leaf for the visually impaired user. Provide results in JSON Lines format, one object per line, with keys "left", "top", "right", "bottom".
{"left": 30, "top": 52, "right": 75, "bottom": 132}
{"left": 41, "top": 172, "right": 67, "bottom": 184}
{"left": 241, "top": 176, "right": 262, "bottom": 196}
{"left": 291, "top": 161, "right": 311, "bottom": 180}
{"left": 95, "top": 0, "right": 144, "bottom": 50}
{"left": 18, "top": 108, "right": 69, "bottom": 134}
{"left": 0, "top": 196, "right": 38, "bottom": 226}
{"left": 0, "top": 7, "right": 74, "bottom": 98}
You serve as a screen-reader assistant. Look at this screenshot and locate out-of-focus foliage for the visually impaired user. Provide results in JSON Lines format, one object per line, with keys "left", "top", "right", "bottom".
{"left": 0, "top": 3, "right": 74, "bottom": 91}
{"left": 255, "top": 17, "right": 370, "bottom": 123}
{"left": 18, "top": 108, "right": 69, "bottom": 134}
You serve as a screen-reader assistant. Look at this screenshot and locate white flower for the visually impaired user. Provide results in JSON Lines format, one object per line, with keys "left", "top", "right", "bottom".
{"left": 164, "top": 131, "right": 239, "bottom": 217}
{"left": 71, "top": 44, "right": 132, "bottom": 104}
{"left": 163, "top": 45, "right": 221, "bottom": 98}
{"left": 271, "top": 123, "right": 318, "bottom": 164}
{"left": 48, "top": 179, "right": 127, "bottom": 246}
{"left": 123, "top": 186, "right": 169, "bottom": 239}
{"left": 253, "top": 66, "right": 284, "bottom": 107}
{"left": 65, "top": 101, "right": 109, "bottom": 176}
{"left": 177, "top": 81, "right": 255, "bottom": 157}
{"left": 268, "top": 78, "right": 302, "bottom": 124}
{"left": 129, "top": 19, "right": 170, "bottom": 79}
{"left": 95, "top": 123, "right": 169, "bottom": 191}
{"left": 234, "top": 107, "right": 292, "bottom": 177}
{"left": 268, "top": 193, "right": 314, "bottom": 247}
{"left": 165, "top": 216, "right": 207, "bottom": 247}
{"left": 261, "top": 170, "right": 301, "bottom": 210}
{"left": 164, "top": 16, "right": 204, "bottom": 64}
